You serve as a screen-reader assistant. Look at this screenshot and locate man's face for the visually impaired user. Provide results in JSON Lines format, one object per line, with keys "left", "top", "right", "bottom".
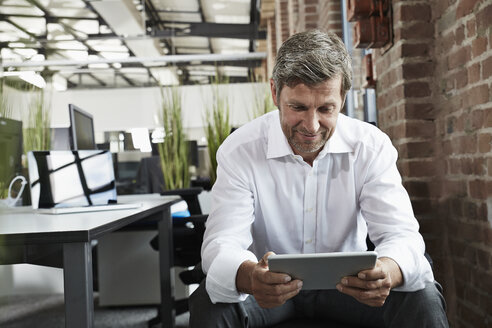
{"left": 270, "top": 75, "right": 344, "bottom": 162}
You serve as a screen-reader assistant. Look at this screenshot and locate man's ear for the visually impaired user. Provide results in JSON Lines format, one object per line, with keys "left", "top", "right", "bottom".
{"left": 270, "top": 79, "right": 278, "bottom": 107}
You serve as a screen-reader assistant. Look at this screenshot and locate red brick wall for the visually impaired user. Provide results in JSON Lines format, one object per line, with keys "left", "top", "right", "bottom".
{"left": 374, "top": 0, "right": 492, "bottom": 326}
{"left": 264, "top": 0, "right": 492, "bottom": 325}
{"left": 431, "top": 0, "right": 492, "bottom": 326}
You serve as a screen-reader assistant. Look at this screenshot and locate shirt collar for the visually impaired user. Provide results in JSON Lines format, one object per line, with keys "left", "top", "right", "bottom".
{"left": 267, "top": 110, "right": 294, "bottom": 159}
{"left": 266, "top": 111, "right": 354, "bottom": 160}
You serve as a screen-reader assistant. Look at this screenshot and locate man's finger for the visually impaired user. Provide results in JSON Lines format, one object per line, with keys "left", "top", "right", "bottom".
{"left": 336, "top": 284, "right": 376, "bottom": 300}
{"left": 340, "top": 276, "right": 382, "bottom": 290}
{"left": 257, "top": 269, "right": 292, "bottom": 284}
{"left": 259, "top": 251, "right": 276, "bottom": 268}
{"left": 358, "top": 266, "right": 385, "bottom": 280}
{"left": 257, "top": 283, "right": 302, "bottom": 308}
{"left": 263, "top": 280, "right": 303, "bottom": 296}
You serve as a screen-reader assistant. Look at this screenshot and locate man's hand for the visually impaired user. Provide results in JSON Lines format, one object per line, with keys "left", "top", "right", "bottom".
{"left": 236, "top": 252, "right": 303, "bottom": 308}
{"left": 336, "top": 257, "right": 403, "bottom": 307}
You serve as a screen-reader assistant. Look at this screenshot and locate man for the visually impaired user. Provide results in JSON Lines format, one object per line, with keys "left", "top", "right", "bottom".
{"left": 190, "top": 30, "right": 448, "bottom": 327}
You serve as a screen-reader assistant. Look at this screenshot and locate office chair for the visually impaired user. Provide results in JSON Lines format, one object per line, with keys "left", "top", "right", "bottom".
{"left": 148, "top": 187, "right": 207, "bottom": 327}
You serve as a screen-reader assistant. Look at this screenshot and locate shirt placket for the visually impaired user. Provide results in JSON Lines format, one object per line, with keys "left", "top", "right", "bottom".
{"left": 303, "top": 163, "right": 317, "bottom": 253}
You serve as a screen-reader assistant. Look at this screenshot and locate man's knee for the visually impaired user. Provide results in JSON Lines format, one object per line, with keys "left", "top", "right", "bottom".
{"left": 189, "top": 281, "right": 245, "bottom": 328}
{"left": 385, "top": 281, "right": 449, "bottom": 327}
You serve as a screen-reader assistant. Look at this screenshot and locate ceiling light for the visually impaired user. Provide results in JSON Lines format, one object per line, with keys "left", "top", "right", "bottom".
{"left": 14, "top": 71, "right": 46, "bottom": 89}
{"left": 212, "top": 3, "right": 226, "bottom": 10}
{"left": 31, "top": 54, "right": 45, "bottom": 61}
{"left": 112, "top": 62, "right": 122, "bottom": 69}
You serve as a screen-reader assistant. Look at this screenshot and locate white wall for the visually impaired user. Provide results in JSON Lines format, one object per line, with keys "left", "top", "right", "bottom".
{"left": 2, "top": 82, "right": 271, "bottom": 296}
{"left": 50, "top": 82, "right": 269, "bottom": 138}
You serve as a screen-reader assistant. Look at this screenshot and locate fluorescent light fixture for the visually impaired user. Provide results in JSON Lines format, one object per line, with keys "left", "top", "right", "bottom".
{"left": 20, "top": 72, "right": 46, "bottom": 88}
{"left": 3, "top": 71, "right": 46, "bottom": 88}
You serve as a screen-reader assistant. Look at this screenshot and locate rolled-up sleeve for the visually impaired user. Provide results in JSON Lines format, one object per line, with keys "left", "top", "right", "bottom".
{"left": 359, "top": 135, "right": 434, "bottom": 291}
{"left": 201, "top": 146, "right": 258, "bottom": 303}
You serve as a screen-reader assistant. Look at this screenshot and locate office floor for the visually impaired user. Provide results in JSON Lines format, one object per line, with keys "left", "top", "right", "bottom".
{"left": 0, "top": 293, "right": 190, "bottom": 328}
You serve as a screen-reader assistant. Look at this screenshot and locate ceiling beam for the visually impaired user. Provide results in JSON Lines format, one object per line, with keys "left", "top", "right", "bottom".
{"left": 152, "top": 22, "right": 266, "bottom": 40}
{"left": 1, "top": 52, "right": 267, "bottom": 68}
{"left": 0, "top": 13, "right": 98, "bottom": 20}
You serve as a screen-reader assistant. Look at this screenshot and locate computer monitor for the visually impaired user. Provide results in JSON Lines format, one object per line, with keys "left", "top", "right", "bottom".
{"left": 0, "top": 118, "right": 23, "bottom": 191}
{"left": 69, "top": 104, "right": 96, "bottom": 150}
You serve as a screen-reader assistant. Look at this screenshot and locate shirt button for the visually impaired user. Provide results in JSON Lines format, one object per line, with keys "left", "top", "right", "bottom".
{"left": 305, "top": 239, "right": 312, "bottom": 244}
{"left": 306, "top": 207, "right": 313, "bottom": 213}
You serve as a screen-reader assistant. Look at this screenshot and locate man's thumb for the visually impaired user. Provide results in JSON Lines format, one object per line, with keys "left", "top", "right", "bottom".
{"left": 259, "top": 251, "right": 276, "bottom": 268}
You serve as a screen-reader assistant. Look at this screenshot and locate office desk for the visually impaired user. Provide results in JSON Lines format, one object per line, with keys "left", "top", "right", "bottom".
{"left": 0, "top": 194, "right": 180, "bottom": 328}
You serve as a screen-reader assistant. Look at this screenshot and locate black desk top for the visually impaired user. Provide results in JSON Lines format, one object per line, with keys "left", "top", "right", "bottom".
{"left": 0, "top": 194, "right": 180, "bottom": 246}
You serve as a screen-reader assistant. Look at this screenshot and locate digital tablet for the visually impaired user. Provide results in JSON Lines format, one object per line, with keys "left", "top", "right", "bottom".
{"left": 268, "top": 251, "right": 378, "bottom": 290}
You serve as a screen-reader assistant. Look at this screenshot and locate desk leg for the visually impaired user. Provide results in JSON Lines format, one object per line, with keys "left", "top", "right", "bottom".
{"left": 63, "top": 242, "right": 94, "bottom": 328}
{"left": 158, "top": 206, "right": 175, "bottom": 328}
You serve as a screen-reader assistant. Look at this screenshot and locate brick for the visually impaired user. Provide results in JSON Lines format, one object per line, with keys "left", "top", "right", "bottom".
{"left": 401, "top": 22, "right": 434, "bottom": 40}
{"left": 448, "top": 46, "right": 471, "bottom": 70}
{"left": 478, "top": 133, "right": 492, "bottom": 153}
{"left": 467, "top": 62, "right": 481, "bottom": 83}
{"left": 404, "top": 181, "right": 431, "bottom": 197}
{"left": 485, "top": 106, "right": 492, "bottom": 127}
{"left": 406, "top": 120, "right": 436, "bottom": 138}
{"left": 469, "top": 109, "right": 485, "bottom": 131}
{"left": 443, "top": 180, "right": 468, "bottom": 197}
{"left": 404, "top": 81, "right": 431, "bottom": 98}
{"left": 454, "top": 68, "right": 469, "bottom": 89}
{"left": 476, "top": 248, "right": 491, "bottom": 271}
{"left": 476, "top": 4, "right": 492, "bottom": 33}
{"left": 403, "top": 102, "right": 436, "bottom": 120}
{"left": 456, "top": 0, "right": 480, "bottom": 19}
{"left": 406, "top": 141, "right": 435, "bottom": 158}
{"left": 402, "top": 62, "right": 434, "bottom": 80}
{"left": 407, "top": 160, "right": 436, "bottom": 177}
{"left": 469, "top": 179, "right": 487, "bottom": 199}
{"left": 397, "top": 3, "right": 431, "bottom": 22}
{"left": 305, "top": 5, "right": 317, "bottom": 13}
{"left": 466, "top": 17, "right": 476, "bottom": 37}
{"left": 473, "top": 157, "right": 487, "bottom": 175}
{"left": 456, "top": 24, "right": 465, "bottom": 46}
{"left": 472, "top": 37, "right": 488, "bottom": 58}
{"left": 459, "top": 135, "right": 478, "bottom": 154}
{"left": 464, "top": 84, "right": 490, "bottom": 107}
{"left": 401, "top": 43, "right": 430, "bottom": 58}
{"left": 483, "top": 55, "right": 492, "bottom": 79}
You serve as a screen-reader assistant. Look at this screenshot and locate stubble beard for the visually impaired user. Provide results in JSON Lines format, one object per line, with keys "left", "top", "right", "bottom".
{"left": 287, "top": 128, "right": 328, "bottom": 154}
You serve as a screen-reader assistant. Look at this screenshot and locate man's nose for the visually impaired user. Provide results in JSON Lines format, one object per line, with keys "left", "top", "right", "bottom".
{"left": 303, "top": 110, "right": 320, "bottom": 133}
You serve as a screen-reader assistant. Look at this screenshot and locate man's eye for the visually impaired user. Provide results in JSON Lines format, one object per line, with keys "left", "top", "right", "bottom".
{"left": 320, "top": 106, "right": 335, "bottom": 113}
{"left": 290, "top": 105, "right": 302, "bottom": 110}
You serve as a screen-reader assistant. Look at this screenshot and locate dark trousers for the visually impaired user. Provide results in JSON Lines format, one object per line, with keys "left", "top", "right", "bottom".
{"left": 189, "top": 280, "right": 449, "bottom": 328}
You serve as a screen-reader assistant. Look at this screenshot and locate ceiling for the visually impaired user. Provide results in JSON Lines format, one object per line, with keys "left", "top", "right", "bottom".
{"left": 0, "top": 0, "right": 267, "bottom": 89}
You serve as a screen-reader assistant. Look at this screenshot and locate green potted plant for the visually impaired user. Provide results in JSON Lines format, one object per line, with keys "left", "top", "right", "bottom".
{"left": 0, "top": 80, "right": 13, "bottom": 199}
{"left": 157, "top": 86, "right": 190, "bottom": 190}
{"left": 204, "top": 72, "right": 231, "bottom": 185}
{"left": 23, "top": 87, "right": 51, "bottom": 153}
{"left": 251, "top": 83, "right": 275, "bottom": 119}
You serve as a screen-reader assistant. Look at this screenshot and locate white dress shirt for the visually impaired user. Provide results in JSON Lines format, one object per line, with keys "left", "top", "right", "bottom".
{"left": 202, "top": 110, "right": 434, "bottom": 304}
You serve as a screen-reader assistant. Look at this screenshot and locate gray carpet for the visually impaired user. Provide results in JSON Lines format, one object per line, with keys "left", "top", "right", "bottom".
{"left": 0, "top": 293, "right": 189, "bottom": 328}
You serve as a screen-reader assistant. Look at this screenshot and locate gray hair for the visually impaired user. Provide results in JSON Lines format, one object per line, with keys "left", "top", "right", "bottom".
{"left": 272, "top": 29, "right": 352, "bottom": 99}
